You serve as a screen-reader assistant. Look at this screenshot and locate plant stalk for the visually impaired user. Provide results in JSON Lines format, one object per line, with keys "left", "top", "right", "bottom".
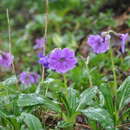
{"left": 109, "top": 47, "right": 118, "bottom": 126}
{"left": 42, "top": 0, "right": 48, "bottom": 81}
{"left": 85, "top": 56, "right": 93, "bottom": 87}
{"left": 6, "top": 9, "right": 19, "bottom": 89}
{"left": 63, "top": 74, "right": 68, "bottom": 96}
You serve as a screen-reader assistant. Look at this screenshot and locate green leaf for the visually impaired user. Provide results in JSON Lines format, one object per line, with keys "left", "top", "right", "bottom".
{"left": 67, "top": 88, "right": 79, "bottom": 114}
{"left": 0, "top": 75, "right": 17, "bottom": 86}
{"left": 58, "top": 88, "right": 79, "bottom": 123}
{"left": 17, "top": 93, "right": 44, "bottom": 107}
{"left": 81, "top": 107, "right": 114, "bottom": 129}
{"left": 59, "top": 92, "right": 71, "bottom": 116}
{"left": 117, "top": 76, "right": 130, "bottom": 110}
{"left": 57, "top": 121, "right": 73, "bottom": 128}
{"left": 78, "top": 86, "right": 99, "bottom": 109}
{"left": 0, "top": 110, "right": 8, "bottom": 119}
{"left": 99, "top": 84, "right": 114, "bottom": 115}
{"left": 17, "top": 93, "right": 61, "bottom": 113}
{"left": 0, "top": 110, "right": 20, "bottom": 129}
{"left": 20, "top": 112, "right": 43, "bottom": 130}
{"left": 42, "top": 98, "right": 61, "bottom": 113}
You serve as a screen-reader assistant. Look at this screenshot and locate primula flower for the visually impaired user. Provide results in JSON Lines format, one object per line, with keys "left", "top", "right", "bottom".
{"left": 48, "top": 48, "right": 77, "bottom": 73}
{"left": 30, "top": 72, "right": 40, "bottom": 84}
{"left": 87, "top": 34, "right": 110, "bottom": 54}
{"left": 0, "top": 52, "right": 14, "bottom": 68}
{"left": 119, "top": 33, "right": 128, "bottom": 53}
{"left": 19, "top": 72, "right": 39, "bottom": 85}
{"left": 38, "top": 52, "right": 49, "bottom": 68}
{"left": 34, "top": 38, "right": 45, "bottom": 49}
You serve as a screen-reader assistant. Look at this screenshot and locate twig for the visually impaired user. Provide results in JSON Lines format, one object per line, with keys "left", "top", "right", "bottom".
{"left": 6, "top": 9, "right": 19, "bottom": 89}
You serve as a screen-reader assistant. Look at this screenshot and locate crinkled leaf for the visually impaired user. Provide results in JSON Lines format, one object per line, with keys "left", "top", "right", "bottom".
{"left": 67, "top": 88, "right": 79, "bottom": 113}
{"left": 99, "top": 84, "right": 114, "bottom": 115}
{"left": 0, "top": 75, "right": 17, "bottom": 86}
{"left": 17, "top": 93, "right": 44, "bottom": 107}
{"left": 98, "top": 91, "right": 105, "bottom": 107}
{"left": 57, "top": 121, "right": 73, "bottom": 128}
{"left": 20, "top": 112, "right": 43, "bottom": 130}
{"left": 42, "top": 98, "right": 61, "bottom": 113}
{"left": 117, "top": 76, "right": 130, "bottom": 110}
{"left": 58, "top": 88, "right": 79, "bottom": 123}
{"left": 17, "top": 93, "right": 61, "bottom": 113}
{"left": 81, "top": 107, "right": 114, "bottom": 129}
{"left": 78, "top": 86, "right": 99, "bottom": 109}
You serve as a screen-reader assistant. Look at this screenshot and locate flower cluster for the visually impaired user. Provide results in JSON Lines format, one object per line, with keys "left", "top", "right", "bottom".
{"left": 38, "top": 48, "right": 77, "bottom": 73}
{"left": 19, "top": 72, "right": 40, "bottom": 85}
{"left": 1, "top": 31, "right": 128, "bottom": 87}
{"left": 87, "top": 32, "right": 128, "bottom": 54}
{"left": 0, "top": 52, "right": 14, "bottom": 68}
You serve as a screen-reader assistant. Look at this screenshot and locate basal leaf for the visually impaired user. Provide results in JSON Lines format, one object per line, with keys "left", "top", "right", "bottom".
{"left": 77, "top": 86, "right": 98, "bottom": 109}
{"left": 42, "top": 98, "right": 61, "bottom": 113}
{"left": 117, "top": 76, "right": 130, "bottom": 110}
{"left": 81, "top": 107, "right": 114, "bottom": 129}
{"left": 67, "top": 88, "right": 79, "bottom": 113}
{"left": 20, "top": 112, "right": 43, "bottom": 130}
{"left": 17, "top": 93, "right": 44, "bottom": 107}
{"left": 99, "top": 84, "right": 114, "bottom": 115}
{"left": 17, "top": 93, "right": 61, "bottom": 113}
{"left": 57, "top": 120, "right": 73, "bottom": 128}
{"left": 0, "top": 75, "right": 17, "bottom": 86}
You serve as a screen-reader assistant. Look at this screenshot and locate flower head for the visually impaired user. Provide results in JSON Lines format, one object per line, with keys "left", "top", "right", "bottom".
{"left": 30, "top": 72, "right": 40, "bottom": 84}
{"left": 34, "top": 38, "right": 45, "bottom": 49}
{"left": 48, "top": 48, "right": 77, "bottom": 73}
{"left": 0, "top": 52, "right": 14, "bottom": 68}
{"left": 19, "top": 72, "right": 39, "bottom": 85}
{"left": 119, "top": 33, "right": 128, "bottom": 53}
{"left": 87, "top": 34, "right": 110, "bottom": 54}
{"left": 38, "top": 52, "right": 49, "bottom": 68}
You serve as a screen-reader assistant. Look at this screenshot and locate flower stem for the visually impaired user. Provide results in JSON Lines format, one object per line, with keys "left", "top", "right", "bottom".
{"left": 6, "top": 9, "right": 19, "bottom": 89}
{"left": 63, "top": 74, "right": 68, "bottom": 96}
{"left": 109, "top": 47, "right": 118, "bottom": 125}
{"left": 109, "top": 48, "right": 117, "bottom": 95}
{"left": 85, "top": 56, "right": 93, "bottom": 87}
{"left": 42, "top": 0, "right": 48, "bottom": 81}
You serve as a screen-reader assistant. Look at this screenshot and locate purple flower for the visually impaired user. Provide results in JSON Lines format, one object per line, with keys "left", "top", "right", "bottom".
{"left": 48, "top": 48, "right": 77, "bottom": 73}
{"left": 19, "top": 72, "right": 39, "bottom": 85}
{"left": 87, "top": 34, "right": 110, "bottom": 54}
{"left": 0, "top": 52, "right": 14, "bottom": 68}
{"left": 30, "top": 72, "right": 40, "bottom": 84}
{"left": 34, "top": 38, "right": 45, "bottom": 49}
{"left": 38, "top": 56, "right": 49, "bottom": 68}
{"left": 38, "top": 52, "right": 44, "bottom": 58}
{"left": 119, "top": 33, "right": 128, "bottom": 53}
{"left": 38, "top": 52, "right": 49, "bottom": 68}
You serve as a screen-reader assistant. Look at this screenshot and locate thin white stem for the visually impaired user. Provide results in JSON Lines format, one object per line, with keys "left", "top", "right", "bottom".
{"left": 6, "top": 9, "right": 19, "bottom": 89}
{"left": 42, "top": 0, "right": 48, "bottom": 81}
{"left": 86, "top": 56, "right": 93, "bottom": 87}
